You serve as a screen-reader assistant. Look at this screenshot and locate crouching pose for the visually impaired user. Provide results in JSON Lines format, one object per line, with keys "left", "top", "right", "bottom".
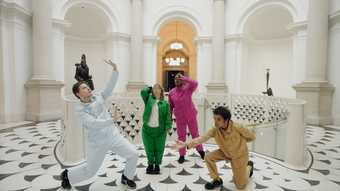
{"left": 140, "top": 84, "right": 172, "bottom": 174}
{"left": 60, "top": 60, "right": 138, "bottom": 189}
{"left": 172, "top": 106, "right": 255, "bottom": 190}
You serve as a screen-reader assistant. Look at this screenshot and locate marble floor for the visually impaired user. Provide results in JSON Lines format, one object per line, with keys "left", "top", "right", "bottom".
{"left": 0, "top": 121, "right": 340, "bottom": 191}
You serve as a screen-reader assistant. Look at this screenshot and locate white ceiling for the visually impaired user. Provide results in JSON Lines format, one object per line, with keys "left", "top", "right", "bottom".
{"left": 244, "top": 5, "right": 293, "bottom": 40}
{"left": 65, "top": 4, "right": 110, "bottom": 39}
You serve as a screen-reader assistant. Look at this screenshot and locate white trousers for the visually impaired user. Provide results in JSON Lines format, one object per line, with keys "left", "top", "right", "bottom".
{"left": 68, "top": 133, "right": 138, "bottom": 185}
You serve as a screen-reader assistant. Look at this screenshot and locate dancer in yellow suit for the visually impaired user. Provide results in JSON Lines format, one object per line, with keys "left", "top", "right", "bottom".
{"left": 172, "top": 106, "right": 255, "bottom": 190}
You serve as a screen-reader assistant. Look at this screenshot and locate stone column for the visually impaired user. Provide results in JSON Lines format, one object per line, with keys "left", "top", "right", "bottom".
{"left": 206, "top": 0, "right": 228, "bottom": 93}
{"left": 126, "top": 0, "right": 145, "bottom": 91}
{"left": 225, "top": 34, "right": 243, "bottom": 93}
{"left": 293, "top": 0, "right": 334, "bottom": 125}
{"left": 143, "top": 36, "right": 159, "bottom": 85}
{"left": 25, "top": 0, "right": 64, "bottom": 121}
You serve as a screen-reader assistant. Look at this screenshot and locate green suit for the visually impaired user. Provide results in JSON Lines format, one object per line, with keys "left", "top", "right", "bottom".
{"left": 141, "top": 87, "right": 172, "bottom": 165}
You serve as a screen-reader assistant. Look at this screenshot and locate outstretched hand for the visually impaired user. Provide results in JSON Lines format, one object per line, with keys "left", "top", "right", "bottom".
{"left": 104, "top": 59, "right": 117, "bottom": 71}
{"left": 170, "top": 140, "right": 186, "bottom": 151}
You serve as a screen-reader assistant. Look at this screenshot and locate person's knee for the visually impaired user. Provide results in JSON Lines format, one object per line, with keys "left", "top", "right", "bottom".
{"left": 204, "top": 152, "right": 213, "bottom": 162}
{"left": 235, "top": 182, "right": 247, "bottom": 190}
{"left": 234, "top": 177, "right": 248, "bottom": 190}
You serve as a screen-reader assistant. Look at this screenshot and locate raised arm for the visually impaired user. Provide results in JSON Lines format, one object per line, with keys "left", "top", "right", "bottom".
{"left": 140, "top": 86, "right": 152, "bottom": 104}
{"left": 101, "top": 60, "right": 119, "bottom": 100}
{"left": 181, "top": 76, "right": 198, "bottom": 93}
{"left": 101, "top": 70, "right": 119, "bottom": 100}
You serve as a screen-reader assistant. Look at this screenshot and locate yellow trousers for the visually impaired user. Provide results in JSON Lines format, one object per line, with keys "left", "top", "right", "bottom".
{"left": 205, "top": 149, "right": 250, "bottom": 190}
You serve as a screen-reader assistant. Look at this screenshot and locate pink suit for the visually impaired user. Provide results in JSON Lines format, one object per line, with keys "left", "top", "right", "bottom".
{"left": 169, "top": 76, "right": 204, "bottom": 156}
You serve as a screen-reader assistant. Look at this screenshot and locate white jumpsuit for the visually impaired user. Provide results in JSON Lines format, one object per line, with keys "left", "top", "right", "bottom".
{"left": 68, "top": 70, "right": 138, "bottom": 185}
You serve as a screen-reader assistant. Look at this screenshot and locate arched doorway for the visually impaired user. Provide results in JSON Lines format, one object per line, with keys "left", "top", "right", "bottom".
{"left": 240, "top": 5, "right": 295, "bottom": 97}
{"left": 63, "top": 2, "right": 113, "bottom": 95}
{"left": 157, "top": 21, "right": 197, "bottom": 92}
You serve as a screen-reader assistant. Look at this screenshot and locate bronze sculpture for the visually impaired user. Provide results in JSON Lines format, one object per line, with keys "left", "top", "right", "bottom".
{"left": 262, "top": 68, "right": 273, "bottom": 96}
{"left": 74, "top": 54, "right": 94, "bottom": 90}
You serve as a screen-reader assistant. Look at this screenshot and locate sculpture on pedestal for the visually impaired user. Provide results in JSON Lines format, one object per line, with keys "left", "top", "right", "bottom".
{"left": 262, "top": 68, "right": 274, "bottom": 96}
{"left": 74, "top": 54, "right": 94, "bottom": 90}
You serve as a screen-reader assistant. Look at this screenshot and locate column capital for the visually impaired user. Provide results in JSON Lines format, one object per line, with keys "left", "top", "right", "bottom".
{"left": 143, "top": 35, "right": 160, "bottom": 44}
{"left": 52, "top": 18, "right": 71, "bottom": 29}
{"left": 130, "top": 0, "right": 144, "bottom": 4}
{"left": 0, "top": 1, "right": 32, "bottom": 20}
{"left": 106, "top": 32, "right": 131, "bottom": 42}
{"left": 194, "top": 36, "right": 212, "bottom": 45}
{"left": 225, "top": 34, "right": 244, "bottom": 43}
{"left": 287, "top": 21, "right": 307, "bottom": 34}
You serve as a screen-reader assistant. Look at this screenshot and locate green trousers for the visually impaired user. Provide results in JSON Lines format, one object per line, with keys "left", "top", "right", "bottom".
{"left": 142, "top": 125, "right": 167, "bottom": 165}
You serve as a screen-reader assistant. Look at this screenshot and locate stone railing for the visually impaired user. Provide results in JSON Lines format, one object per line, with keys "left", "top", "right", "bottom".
{"left": 56, "top": 93, "right": 306, "bottom": 168}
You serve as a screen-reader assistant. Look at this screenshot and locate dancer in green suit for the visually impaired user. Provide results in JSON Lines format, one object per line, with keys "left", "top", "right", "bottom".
{"left": 140, "top": 84, "right": 172, "bottom": 174}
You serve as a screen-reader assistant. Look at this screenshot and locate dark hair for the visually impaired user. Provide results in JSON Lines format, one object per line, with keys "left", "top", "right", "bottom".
{"left": 213, "top": 106, "right": 231, "bottom": 121}
{"left": 72, "top": 81, "right": 86, "bottom": 99}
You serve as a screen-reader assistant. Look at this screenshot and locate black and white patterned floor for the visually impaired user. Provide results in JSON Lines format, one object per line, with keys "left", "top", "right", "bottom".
{"left": 0, "top": 121, "right": 340, "bottom": 191}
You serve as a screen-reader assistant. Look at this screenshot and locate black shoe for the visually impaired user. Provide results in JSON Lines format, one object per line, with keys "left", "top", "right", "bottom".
{"left": 248, "top": 160, "right": 254, "bottom": 178}
{"left": 60, "top": 169, "right": 71, "bottom": 189}
{"left": 146, "top": 165, "right": 154, "bottom": 174}
{"left": 198, "top": 150, "right": 205, "bottom": 160}
{"left": 205, "top": 178, "right": 223, "bottom": 190}
{"left": 153, "top": 165, "right": 160, "bottom": 174}
{"left": 121, "top": 174, "right": 137, "bottom": 189}
{"left": 178, "top": 156, "right": 185, "bottom": 164}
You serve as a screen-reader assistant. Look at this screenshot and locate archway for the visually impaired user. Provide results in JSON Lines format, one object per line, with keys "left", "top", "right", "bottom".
{"left": 240, "top": 4, "right": 295, "bottom": 97}
{"left": 63, "top": 2, "right": 113, "bottom": 95}
{"left": 157, "top": 20, "right": 197, "bottom": 92}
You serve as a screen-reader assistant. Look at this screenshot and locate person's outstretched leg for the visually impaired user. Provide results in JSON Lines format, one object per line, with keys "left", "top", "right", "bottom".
{"left": 66, "top": 143, "right": 109, "bottom": 186}
{"left": 110, "top": 133, "right": 138, "bottom": 189}
{"left": 187, "top": 115, "right": 204, "bottom": 159}
{"left": 176, "top": 118, "right": 187, "bottom": 163}
{"left": 204, "top": 149, "right": 227, "bottom": 190}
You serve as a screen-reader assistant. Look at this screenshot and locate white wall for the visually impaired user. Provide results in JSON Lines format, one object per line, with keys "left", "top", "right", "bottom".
{"left": 0, "top": 2, "right": 32, "bottom": 123}
{"left": 65, "top": 39, "right": 106, "bottom": 96}
{"left": 196, "top": 41, "right": 212, "bottom": 93}
{"left": 328, "top": 24, "right": 340, "bottom": 126}
{"left": 226, "top": 0, "right": 309, "bottom": 34}
{"left": 241, "top": 38, "right": 295, "bottom": 98}
{"left": 330, "top": 0, "right": 340, "bottom": 15}
{"left": 143, "top": 0, "right": 212, "bottom": 36}
{"left": 3, "top": 0, "right": 32, "bottom": 11}
{"left": 64, "top": 38, "right": 129, "bottom": 97}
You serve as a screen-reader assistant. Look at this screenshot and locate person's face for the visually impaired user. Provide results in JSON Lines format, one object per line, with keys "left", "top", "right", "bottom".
{"left": 174, "top": 75, "right": 183, "bottom": 87}
{"left": 77, "top": 83, "right": 92, "bottom": 100}
{"left": 152, "top": 84, "right": 162, "bottom": 99}
{"left": 213, "top": 115, "right": 229, "bottom": 129}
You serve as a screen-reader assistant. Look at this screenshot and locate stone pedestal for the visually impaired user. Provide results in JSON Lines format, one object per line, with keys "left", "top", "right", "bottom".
{"left": 294, "top": 82, "right": 334, "bottom": 125}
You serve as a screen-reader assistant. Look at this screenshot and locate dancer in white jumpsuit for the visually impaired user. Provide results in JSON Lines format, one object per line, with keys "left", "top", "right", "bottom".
{"left": 60, "top": 60, "right": 138, "bottom": 189}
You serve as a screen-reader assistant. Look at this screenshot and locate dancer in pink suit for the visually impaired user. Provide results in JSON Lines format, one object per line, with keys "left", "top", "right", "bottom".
{"left": 169, "top": 73, "right": 205, "bottom": 163}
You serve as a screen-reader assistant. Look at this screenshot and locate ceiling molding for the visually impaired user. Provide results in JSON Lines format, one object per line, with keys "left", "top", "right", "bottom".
{"left": 194, "top": 36, "right": 212, "bottom": 44}
{"left": 286, "top": 21, "right": 307, "bottom": 33}
{"left": 0, "top": 1, "right": 32, "bottom": 24}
